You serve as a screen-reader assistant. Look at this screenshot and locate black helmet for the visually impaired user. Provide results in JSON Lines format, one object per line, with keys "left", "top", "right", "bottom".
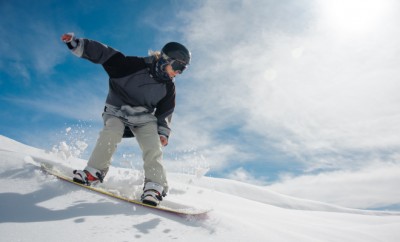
{"left": 161, "top": 42, "right": 191, "bottom": 66}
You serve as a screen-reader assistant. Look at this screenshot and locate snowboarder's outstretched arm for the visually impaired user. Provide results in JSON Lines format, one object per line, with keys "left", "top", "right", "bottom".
{"left": 61, "top": 33, "right": 145, "bottom": 78}
{"left": 61, "top": 32, "right": 120, "bottom": 65}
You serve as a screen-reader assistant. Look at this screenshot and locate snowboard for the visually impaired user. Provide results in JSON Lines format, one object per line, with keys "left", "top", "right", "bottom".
{"left": 40, "top": 163, "right": 210, "bottom": 217}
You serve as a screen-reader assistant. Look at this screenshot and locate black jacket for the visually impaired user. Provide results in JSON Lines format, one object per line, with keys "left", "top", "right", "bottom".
{"left": 69, "top": 38, "right": 175, "bottom": 138}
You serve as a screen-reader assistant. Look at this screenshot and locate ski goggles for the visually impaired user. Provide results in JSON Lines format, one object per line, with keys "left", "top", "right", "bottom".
{"left": 162, "top": 53, "right": 188, "bottom": 74}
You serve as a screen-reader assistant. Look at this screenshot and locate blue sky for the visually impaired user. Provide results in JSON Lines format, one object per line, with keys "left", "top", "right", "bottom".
{"left": 2, "top": 0, "right": 400, "bottom": 209}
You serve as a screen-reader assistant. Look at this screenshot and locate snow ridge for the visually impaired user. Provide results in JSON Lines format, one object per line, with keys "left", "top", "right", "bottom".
{"left": 1, "top": 135, "right": 400, "bottom": 242}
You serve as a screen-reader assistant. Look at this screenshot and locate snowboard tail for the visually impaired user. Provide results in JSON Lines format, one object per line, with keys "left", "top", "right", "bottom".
{"left": 40, "top": 162, "right": 210, "bottom": 216}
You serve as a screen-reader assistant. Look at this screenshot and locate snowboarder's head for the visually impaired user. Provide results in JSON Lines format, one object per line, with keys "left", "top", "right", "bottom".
{"left": 153, "top": 42, "right": 191, "bottom": 80}
{"left": 161, "top": 42, "right": 191, "bottom": 73}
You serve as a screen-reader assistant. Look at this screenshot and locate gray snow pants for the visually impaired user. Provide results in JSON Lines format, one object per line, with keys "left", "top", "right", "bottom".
{"left": 87, "top": 115, "right": 168, "bottom": 193}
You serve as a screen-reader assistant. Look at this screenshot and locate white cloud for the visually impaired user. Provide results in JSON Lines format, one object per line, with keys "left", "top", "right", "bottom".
{"left": 169, "top": 0, "right": 400, "bottom": 209}
{"left": 178, "top": 0, "right": 400, "bottom": 169}
{"left": 29, "top": 24, "right": 67, "bottom": 74}
{"left": 227, "top": 167, "right": 268, "bottom": 186}
{"left": 314, "top": 0, "right": 397, "bottom": 37}
{"left": 268, "top": 161, "right": 400, "bottom": 209}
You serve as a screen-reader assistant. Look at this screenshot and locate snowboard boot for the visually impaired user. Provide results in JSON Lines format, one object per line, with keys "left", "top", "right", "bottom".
{"left": 73, "top": 166, "right": 104, "bottom": 186}
{"left": 141, "top": 182, "right": 165, "bottom": 206}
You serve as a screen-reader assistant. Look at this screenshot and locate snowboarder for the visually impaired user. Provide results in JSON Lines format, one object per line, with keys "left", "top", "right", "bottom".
{"left": 60, "top": 33, "right": 191, "bottom": 206}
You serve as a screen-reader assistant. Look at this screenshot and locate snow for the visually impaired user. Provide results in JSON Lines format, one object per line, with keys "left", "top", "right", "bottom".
{"left": 1, "top": 135, "right": 399, "bottom": 242}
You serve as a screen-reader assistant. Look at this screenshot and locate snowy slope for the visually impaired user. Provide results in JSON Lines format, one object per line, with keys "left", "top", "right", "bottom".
{"left": 1, "top": 135, "right": 399, "bottom": 242}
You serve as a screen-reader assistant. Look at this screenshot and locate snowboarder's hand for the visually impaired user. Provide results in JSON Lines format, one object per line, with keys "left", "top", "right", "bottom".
{"left": 61, "top": 33, "right": 75, "bottom": 43}
{"left": 61, "top": 33, "right": 79, "bottom": 49}
{"left": 160, "top": 135, "right": 168, "bottom": 147}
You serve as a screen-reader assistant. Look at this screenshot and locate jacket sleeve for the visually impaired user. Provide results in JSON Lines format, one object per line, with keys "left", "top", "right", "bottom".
{"left": 155, "top": 83, "right": 176, "bottom": 138}
{"left": 69, "top": 38, "right": 146, "bottom": 78}
{"left": 70, "top": 38, "right": 118, "bottom": 64}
